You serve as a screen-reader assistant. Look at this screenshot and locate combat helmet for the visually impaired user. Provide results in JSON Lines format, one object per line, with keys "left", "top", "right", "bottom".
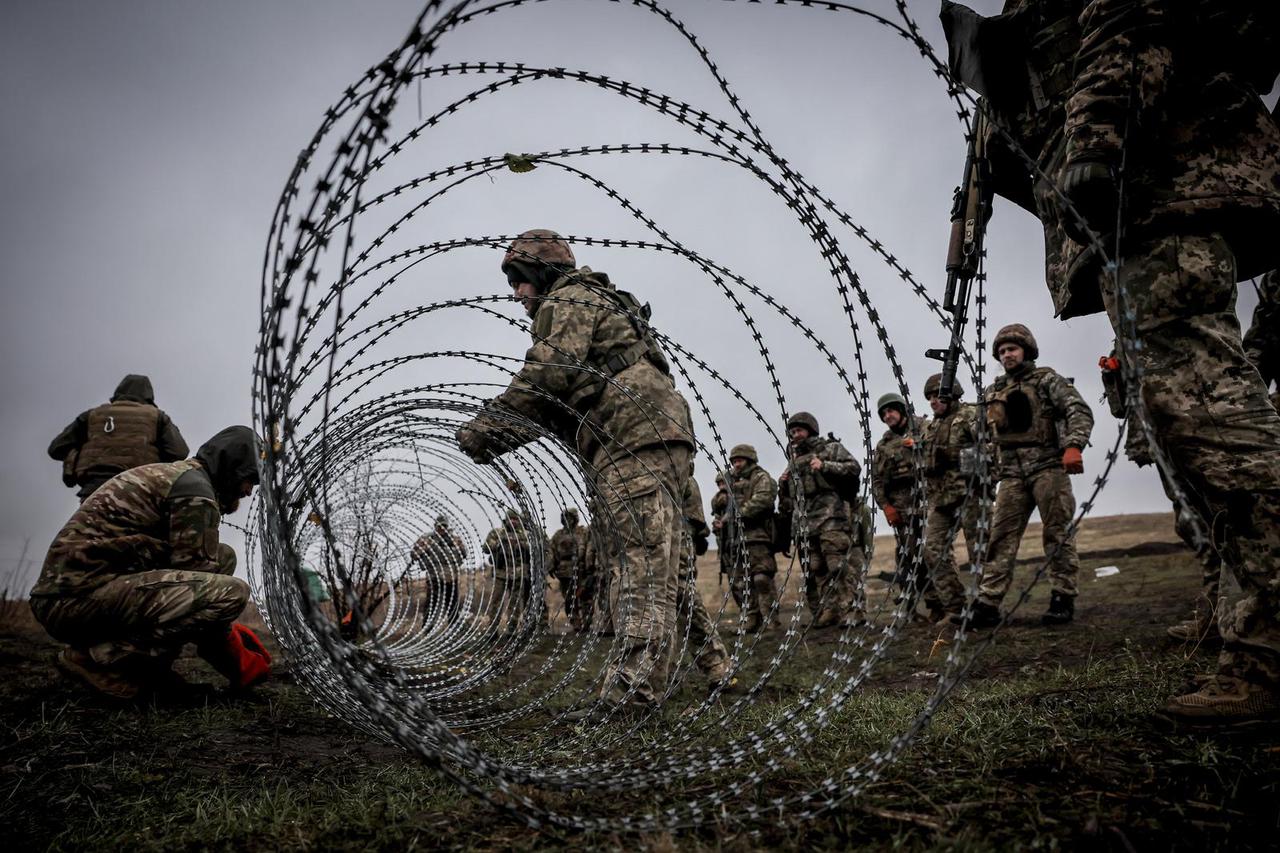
{"left": 561, "top": 507, "right": 579, "bottom": 526}
{"left": 435, "top": 514, "right": 449, "bottom": 528}
{"left": 992, "top": 323, "right": 1039, "bottom": 360}
{"left": 501, "top": 229, "right": 576, "bottom": 291}
{"left": 876, "top": 393, "right": 907, "bottom": 419}
{"left": 923, "top": 373, "right": 963, "bottom": 400}
{"left": 785, "top": 411, "right": 819, "bottom": 437}
{"left": 728, "top": 443, "right": 758, "bottom": 463}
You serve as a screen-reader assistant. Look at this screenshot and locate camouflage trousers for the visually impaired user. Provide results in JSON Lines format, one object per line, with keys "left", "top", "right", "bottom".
{"left": 1164, "top": 467, "right": 1223, "bottom": 628}
{"left": 30, "top": 544, "right": 246, "bottom": 667}
{"left": 487, "top": 570, "right": 541, "bottom": 636}
{"left": 727, "top": 541, "right": 778, "bottom": 628}
{"left": 425, "top": 579, "right": 460, "bottom": 630}
{"left": 555, "top": 573, "right": 588, "bottom": 631}
{"left": 798, "top": 523, "right": 862, "bottom": 622}
{"left": 596, "top": 443, "right": 690, "bottom": 706}
{"left": 887, "top": 490, "right": 930, "bottom": 612}
{"left": 982, "top": 466, "right": 1080, "bottom": 606}
{"left": 922, "top": 494, "right": 981, "bottom": 616}
{"left": 665, "top": 532, "right": 729, "bottom": 685}
{"left": 1104, "top": 232, "right": 1280, "bottom": 686}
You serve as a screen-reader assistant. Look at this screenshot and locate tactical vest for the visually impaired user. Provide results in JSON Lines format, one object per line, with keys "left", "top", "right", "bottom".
{"left": 986, "top": 377, "right": 1058, "bottom": 449}
{"left": 537, "top": 271, "right": 671, "bottom": 413}
{"left": 552, "top": 529, "right": 580, "bottom": 571}
{"left": 74, "top": 401, "right": 161, "bottom": 479}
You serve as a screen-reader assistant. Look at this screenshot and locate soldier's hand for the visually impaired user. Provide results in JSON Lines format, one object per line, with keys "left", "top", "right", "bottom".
{"left": 808, "top": 457, "right": 823, "bottom": 472}
{"left": 1060, "top": 155, "right": 1118, "bottom": 245}
{"left": 882, "top": 503, "right": 902, "bottom": 527}
{"left": 712, "top": 518, "right": 722, "bottom": 532}
{"left": 1062, "top": 446, "right": 1084, "bottom": 475}
{"left": 779, "top": 468, "right": 791, "bottom": 483}
{"left": 456, "top": 423, "right": 494, "bottom": 464}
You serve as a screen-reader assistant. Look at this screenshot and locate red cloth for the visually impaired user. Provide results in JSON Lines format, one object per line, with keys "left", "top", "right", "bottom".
{"left": 224, "top": 623, "right": 271, "bottom": 689}
{"left": 882, "top": 504, "right": 902, "bottom": 527}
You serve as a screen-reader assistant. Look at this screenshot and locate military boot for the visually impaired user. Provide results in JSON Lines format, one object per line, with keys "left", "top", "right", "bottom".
{"left": 952, "top": 601, "right": 1001, "bottom": 630}
{"left": 56, "top": 648, "right": 144, "bottom": 700}
{"left": 742, "top": 611, "right": 763, "bottom": 633}
{"left": 1041, "top": 591, "right": 1075, "bottom": 625}
{"left": 1164, "top": 676, "right": 1280, "bottom": 724}
{"left": 1166, "top": 609, "right": 1220, "bottom": 644}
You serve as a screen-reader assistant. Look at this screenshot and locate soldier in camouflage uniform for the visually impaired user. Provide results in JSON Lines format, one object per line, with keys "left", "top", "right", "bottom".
{"left": 872, "top": 393, "right": 930, "bottom": 618}
{"left": 457, "top": 229, "right": 694, "bottom": 714}
{"left": 548, "top": 508, "right": 590, "bottom": 633}
{"left": 944, "top": 0, "right": 1280, "bottom": 717}
{"left": 779, "top": 412, "right": 865, "bottom": 628}
{"left": 670, "top": 466, "right": 732, "bottom": 690}
{"left": 977, "top": 325, "right": 1094, "bottom": 628}
{"left": 921, "top": 373, "right": 984, "bottom": 624}
{"left": 29, "top": 425, "right": 269, "bottom": 699}
{"left": 722, "top": 444, "right": 779, "bottom": 633}
{"left": 710, "top": 470, "right": 732, "bottom": 586}
{"left": 482, "top": 509, "right": 537, "bottom": 637}
{"left": 410, "top": 515, "right": 467, "bottom": 629}
{"left": 48, "top": 374, "right": 189, "bottom": 501}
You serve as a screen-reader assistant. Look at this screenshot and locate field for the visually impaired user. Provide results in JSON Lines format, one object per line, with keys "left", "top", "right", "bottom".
{"left": 4, "top": 512, "right": 1278, "bottom": 851}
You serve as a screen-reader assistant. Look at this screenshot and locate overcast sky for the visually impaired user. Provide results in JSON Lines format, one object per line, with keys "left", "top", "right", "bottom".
{"left": 4, "top": 0, "right": 1243, "bottom": 590}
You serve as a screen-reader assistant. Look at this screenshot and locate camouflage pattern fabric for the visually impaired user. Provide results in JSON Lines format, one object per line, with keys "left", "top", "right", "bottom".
{"left": 922, "top": 401, "right": 984, "bottom": 615}
{"left": 410, "top": 528, "right": 467, "bottom": 625}
{"left": 596, "top": 444, "right": 690, "bottom": 706}
{"left": 548, "top": 522, "right": 589, "bottom": 630}
{"left": 872, "top": 416, "right": 929, "bottom": 609}
{"left": 1099, "top": 232, "right": 1280, "bottom": 686}
{"left": 984, "top": 364, "right": 1093, "bottom": 480}
{"left": 724, "top": 459, "right": 778, "bottom": 628}
{"left": 982, "top": 466, "right": 1081, "bottom": 607}
{"left": 779, "top": 434, "right": 863, "bottom": 623}
{"left": 483, "top": 518, "right": 537, "bottom": 634}
{"left": 669, "top": 476, "right": 728, "bottom": 685}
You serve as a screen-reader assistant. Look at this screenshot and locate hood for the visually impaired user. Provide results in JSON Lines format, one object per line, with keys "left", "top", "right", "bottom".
{"left": 195, "top": 426, "right": 261, "bottom": 505}
{"left": 112, "top": 374, "right": 155, "bottom": 404}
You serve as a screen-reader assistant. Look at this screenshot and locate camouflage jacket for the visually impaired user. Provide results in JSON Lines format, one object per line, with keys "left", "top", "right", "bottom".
{"left": 548, "top": 524, "right": 588, "bottom": 579}
{"left": 682, "top": 477, "right": 710, "bottom": 541}
{"left": 923, "top": 403, "right": 981, "bottom": 507}
{"left": 32, "top": 460, "right": 225, "bottom": 598}
{"left": 779, "top": 434, "right": 862, "bottom": 532}
{"left": 483, "top": 522, "right": 534, "bottom": 578}
{"left": 410, "top": 530, "right": 467, "bottom": 579}
{"left": 872, "top": 416, "right": 927, "bottom": 509}
{"left": 725, "top": 461, "right": 776, "bottom": 544}
{"left": 1244, "top": 268, "right": 1279, "bottom": 391}
{"left": 469, "top": 267, "right": 694, "bottom": 468}
{"left": 977, "top": 0, "right": 1280, "bottom": 320}
{"left": 983, "top": 361, "right": 1094, "bottom": 479}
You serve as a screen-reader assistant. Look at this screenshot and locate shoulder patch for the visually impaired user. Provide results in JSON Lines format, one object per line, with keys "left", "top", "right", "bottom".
{"left": 168, "top": 467, "right": 216, "bottom": 501}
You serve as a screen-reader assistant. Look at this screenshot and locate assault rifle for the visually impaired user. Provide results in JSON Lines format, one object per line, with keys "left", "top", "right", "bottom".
{"left": 926, "top": 110, "right": 991, "bottom": 400}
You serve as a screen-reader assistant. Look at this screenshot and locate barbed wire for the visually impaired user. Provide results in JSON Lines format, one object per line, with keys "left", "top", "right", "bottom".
{"left": 243, "top": 0, "right": 1182, "bottom": 832}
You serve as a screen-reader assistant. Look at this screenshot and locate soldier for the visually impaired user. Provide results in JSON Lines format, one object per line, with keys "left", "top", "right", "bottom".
{"left": 582, "top": 507, "right": 612, "bottom": 636}
{"left": 29, "top": 425, "right": 269, "bottom": 700}
{"left": 456, "top": 229, "right": 694, "bottom": 715}
{"left": 670, "top": 465, "right": 732, "bottom": 691}
{"left": 548, "top": 508, "right": 590, "bottom": 632}
{"left": 48, "top": 374, "right": 189, "bottom": 501}
{"left": 872, "top": 393, "right": 930, "bottom": 618}
{"left": 920, "top": 373, "right": 984, "bottom": 624}
{"left": 944, "top": 0, "right": 1280, "bottom": 718}
{"left": 723, "top": 444, "right": 779, "bottom": 633}
{"left": 710, "top": 469, "right": 732, "bottom": 586}
{"left": 778, "top": 412, "right": 864, "bottom": 628}
{"left": 975, "top": 325, "right": 1094, "bottom": 628}
{"left": 482, "top": 509, "right": 536, "bottom": 637}
{"left": 409, "top": 515, "right": 467, "bottom": 629}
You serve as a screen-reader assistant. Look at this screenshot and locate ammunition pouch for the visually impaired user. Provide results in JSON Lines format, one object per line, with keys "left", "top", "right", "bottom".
{"left": 987, "top": 384, "right": 1057, "bottom": 449}
{"left": 61, "top": 449, "right": 80, "bottom": 487}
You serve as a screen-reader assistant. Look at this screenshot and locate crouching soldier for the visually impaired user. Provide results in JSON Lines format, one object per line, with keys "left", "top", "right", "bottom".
{"left": 29, "top": 425, "right": 270, "bottom": 700}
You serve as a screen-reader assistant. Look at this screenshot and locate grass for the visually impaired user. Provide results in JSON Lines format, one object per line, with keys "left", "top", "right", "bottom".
{"left": 4, "top": 515, "right": 1278, "bottom": 850}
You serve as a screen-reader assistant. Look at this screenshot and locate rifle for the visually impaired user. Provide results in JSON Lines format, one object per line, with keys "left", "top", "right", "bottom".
{"left": 926, "top": 110, "right": 991, "bottom": 400}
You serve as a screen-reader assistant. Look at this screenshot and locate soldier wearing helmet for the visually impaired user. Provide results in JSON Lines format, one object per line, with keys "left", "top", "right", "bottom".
{"left": 548, "top": 507, "right": 590, "bottom": 633}
{"left": 871, "top": 392, "right": 930, "bottom": 620}
{"left": 919, "top": 373, "right": 984, "bottom": 624}
{"left": 409, "top": 514, "right": 467, "bottom": 629}
{"left": 778, "top": 412, "right": 865, "bottom": 628}
{"left": 458, "top": 229, "right": 694, "bottom": 716}
{"left": 718, "top": 443, "right": 779, "bottom": 633}
{"left": 975, "top": 324, "right": 1093, "bottom": 629}
{"left": 482, "top": 508, "right": 539, "bottom": 638}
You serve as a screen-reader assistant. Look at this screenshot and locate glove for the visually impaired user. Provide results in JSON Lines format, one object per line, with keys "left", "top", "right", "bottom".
{"left": 882, "top": 504, "right": 902, "bottom": 527}
{"left": 1060, "top": 155, "right": 1119, "bottom": 245}
{"left": 1063, "top": 447, "right": 1084, "bottom": 475}
{"left": 199, "top": 622, "right": 271, "bottom": 690}
{"left": 456, "top": 422, "right": 495, "bottom": 464}
{"left": 693, "top": 533, "right": 709, "bottom": 557}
